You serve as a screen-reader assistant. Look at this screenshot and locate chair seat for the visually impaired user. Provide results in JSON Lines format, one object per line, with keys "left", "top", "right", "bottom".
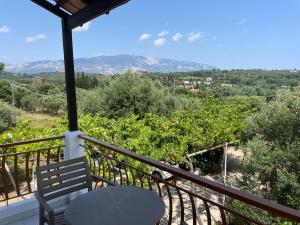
{"left": 45, "top": 209, "right": 66, "bottom": 225}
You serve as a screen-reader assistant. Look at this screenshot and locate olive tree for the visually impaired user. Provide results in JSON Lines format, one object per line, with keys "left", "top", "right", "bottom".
{"left": 0, "top": 62, "right": 4, "bottom": 73}
{"left": 229, "top": 91, "right": 300, "bottom": 223}
{"left": 0, "top": 100, "right": 19, "bottom": 133}
{"left": 80, "top": 71, "right": 176, "bottom": 118}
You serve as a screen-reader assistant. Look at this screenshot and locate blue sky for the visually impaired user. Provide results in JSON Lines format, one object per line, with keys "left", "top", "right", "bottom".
{"left": 0, "top": 0, "right": 300, "bottom": 69}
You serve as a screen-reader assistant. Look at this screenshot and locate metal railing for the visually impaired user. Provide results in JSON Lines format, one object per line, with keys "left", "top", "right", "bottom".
{"left": 79, "top": 134, "right": 300, "bottom": 225}
{"left": 0, "top": 134, "right": 299, "bottom": 224}
{"left": 0, "top": 136, "right": 64, "bottom": 205}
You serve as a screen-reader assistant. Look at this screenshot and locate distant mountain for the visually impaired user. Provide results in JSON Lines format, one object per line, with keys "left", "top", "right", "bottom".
{"left": 6, "top": 55, "right": 217, "bottom": 74}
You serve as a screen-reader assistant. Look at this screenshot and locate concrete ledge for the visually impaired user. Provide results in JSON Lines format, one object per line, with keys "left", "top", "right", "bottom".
{"left": 0, "top": 196, "right": 68, "bottom": 225}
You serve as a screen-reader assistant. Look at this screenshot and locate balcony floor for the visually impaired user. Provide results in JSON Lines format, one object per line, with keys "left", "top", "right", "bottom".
{"left": 8, "top": 214, "right": 39, "bottom": 225}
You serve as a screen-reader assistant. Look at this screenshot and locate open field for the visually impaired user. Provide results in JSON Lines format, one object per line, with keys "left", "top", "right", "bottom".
{"left": 19, "top": 111, "right": 60, "bottom": 128}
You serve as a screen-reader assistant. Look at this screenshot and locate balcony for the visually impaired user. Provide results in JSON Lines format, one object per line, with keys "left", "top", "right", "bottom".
{"left": 0, "top": 135, "right": 299, "bottom": 225}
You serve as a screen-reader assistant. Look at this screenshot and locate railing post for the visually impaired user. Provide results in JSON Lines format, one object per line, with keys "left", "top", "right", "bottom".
{"left": 63, "top": 131, "right": 84, "bottom": 160}
{"left": 63, "top": 131, "right": 86, "bottom": 200}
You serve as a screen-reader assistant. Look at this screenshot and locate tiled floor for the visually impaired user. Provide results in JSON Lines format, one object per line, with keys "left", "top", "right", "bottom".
{"left": 7, "top": 214, "right": 39, "bottom": 225}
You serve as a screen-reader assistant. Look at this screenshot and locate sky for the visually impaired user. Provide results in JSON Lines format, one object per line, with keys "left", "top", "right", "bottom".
{"left": 0, "top": 0, "right": 300, "bottom": 69}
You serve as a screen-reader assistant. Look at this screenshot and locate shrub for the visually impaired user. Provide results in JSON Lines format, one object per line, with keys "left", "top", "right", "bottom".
{"left": 0, "top": 100, "right": 19, "bottom": 133}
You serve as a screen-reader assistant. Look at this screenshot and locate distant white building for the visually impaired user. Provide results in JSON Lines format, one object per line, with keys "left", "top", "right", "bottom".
{"left": 289, "top": 69, "right": 298, "bottom": 73}
{"left": 221, "top": 83, "right": 233, "bottom": 87}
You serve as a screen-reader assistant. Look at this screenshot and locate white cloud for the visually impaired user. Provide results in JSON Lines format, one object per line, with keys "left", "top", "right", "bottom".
{"left": 213, "top": 36, "right": 217, "bottom": 41}
{"left": 217, "top": 44, "right": 223, "bottom": 48}
{"left": 0, "top": 26, "right": 10, "bottom": 33}
{"left": 25, "top": 34, "right": 47, "bottom": 43}
{"left": 158, "top": 30, "right": 169, "bottom": 37}
{"left": 153, "top": 38, "right": 166, "bottom": 46}
{"left": 139, "top": 33, "right": 151, "bottom": 41}
{"left": 187, "top": 32, "right": 204, "bottom": 42}
{"left": 172, "top": 32, "right": 183, "bottom": 42}
{"left": 73, "top": 22, "right": 92, "bottom": 32}
{"left": 238, "top": 18, "right": 246, "bottom": 25}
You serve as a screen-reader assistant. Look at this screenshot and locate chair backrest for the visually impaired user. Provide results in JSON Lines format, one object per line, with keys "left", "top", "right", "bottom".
{"left": 36, "top": 156, "right": 92, "bottom": 201}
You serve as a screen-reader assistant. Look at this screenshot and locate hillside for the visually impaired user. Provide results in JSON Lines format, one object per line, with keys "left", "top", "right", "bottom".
{"left": 5, "top": 55, "right": 217, "bottom": 74}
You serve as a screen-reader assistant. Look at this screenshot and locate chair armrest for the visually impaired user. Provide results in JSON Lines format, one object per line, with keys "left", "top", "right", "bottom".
{"left": 34, "top": 192, "right": 54, "bottom": 214}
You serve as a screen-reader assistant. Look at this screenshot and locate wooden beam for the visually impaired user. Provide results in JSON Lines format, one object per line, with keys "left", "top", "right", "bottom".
{"left": 67, "top": 0, "right": 129, "bottom": 30}
{"left": 62, "top": 18, "right": 78, "bottom": 131}
{"left": 187, "top": 144, "right": 225, "bottom": 158}
{"left": 187, "top": 141, "right": 239, "bottom": 158}
{"left": 31, "top": 0, "right": 69, "bottom": 18}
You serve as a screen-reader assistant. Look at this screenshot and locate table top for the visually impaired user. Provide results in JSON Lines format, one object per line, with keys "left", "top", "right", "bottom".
{"left": 64, "top": 186, "right": 165, "bottom": 225}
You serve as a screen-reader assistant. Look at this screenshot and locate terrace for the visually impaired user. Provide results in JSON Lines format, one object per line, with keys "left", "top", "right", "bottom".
{"left": 1, "top": 134, "right": 300, "bottom": 225}
{"left": 1, "top": 0, "right": 300, "bottom": 225}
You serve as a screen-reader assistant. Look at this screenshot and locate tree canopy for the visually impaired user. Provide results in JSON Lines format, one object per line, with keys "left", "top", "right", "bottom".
{"left": 230, "top": 91, "right": 300, "bottom": 223}
{"left": 0, "top": 62, "right": 4, "bottom": 73}
{"left": 0, "top": 100, "right": 19, "bottom": 134}
{"left": 79, "top": 72, "right": 176, "bottom": 118}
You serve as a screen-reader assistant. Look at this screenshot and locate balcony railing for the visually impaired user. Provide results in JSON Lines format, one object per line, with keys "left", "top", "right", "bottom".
{"left": 79, "top": 134, "right": 300, "bottom": 225}
{"left": 0, "top": 135, "right": 299, "bottom": 224}
{"left": 0, "top": 136, "right": 64, "bottom": 206}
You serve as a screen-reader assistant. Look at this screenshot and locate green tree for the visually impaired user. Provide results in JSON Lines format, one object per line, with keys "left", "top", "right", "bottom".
{"left": 80, "top": 72, "right": 176, "bottom": 118}
{"left": 0, "top": 100, "right": 19, "bottom": 133}
{"left": 41, "top": 97, "right": 65, "bottom": 115}
{"left": 20, "top": 93, "right": 41, "bottom": 112}
{"left": 0, "top": 62, "right": 4, "bottom": 74}
{"left": 0, "top": 80, "right": 12, "bottom": 103}
{"left": 230, "top": 91, "right": 300, "bottom": 223}
{"left": 76, "top": 73, "right": 99, "bottom": 89}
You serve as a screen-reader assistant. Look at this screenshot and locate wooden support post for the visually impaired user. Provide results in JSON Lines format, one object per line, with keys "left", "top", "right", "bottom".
{"left": 62, "top": 18, "right": 78, "bottom": 131}
{"left": 173, "top": 78, "right": 176, "bottom": 95}
{"left": 223, "top": 142, "right": 228, "bottom": 205}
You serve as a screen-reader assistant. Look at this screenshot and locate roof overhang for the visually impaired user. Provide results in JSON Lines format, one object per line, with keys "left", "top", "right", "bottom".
{"left": 31, "top": 0, "right": 129, "bottom": 29}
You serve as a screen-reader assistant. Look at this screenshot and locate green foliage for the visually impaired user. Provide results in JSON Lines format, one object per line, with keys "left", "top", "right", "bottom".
{"left": 194, "top": 149, "right": 224, "bottom": 173}
{"left": 0, "top": 98, "right": 249, "bottom": 167}
{"left": 230, "top": 91, "right": 300, "bottom": 223}
{"left": 13, "top": 86, "right": 29, "bottom": 108}
{"left": 0, "top": 100, "right": 19, "bottom": 134}
{"left": 34, "top": 83, "right": 56, "bottom": 95}
{"left": 80, "top": 72, "right": 176, "bottom": 118}
{"left": 78, "top": 98, "right": 249, "bottom": 165}
{"left": 21, "top": 93, "right": 41, "bottom": 112}
{"left": 1, "top": 69, "right": 300, "bottom": 223}
{"left": 0, "top": 120, "right": 65, "bottom": 154}
{"left": 0, "top": 79, "right": 12, "bottom": 103}
{"left": 148, "top": 69, "right": 300, "bottom": 89}
{"left": 241, "top": 137, "right": 300, "bottom": 207}
{"left": 20, "top": 94, "right": 65, "bottom": 115}
{"left": 245, "top": 91, "right": 300, "bottom": 147}
{"left": 41, "top": 97, "right": 65, "bottom": 115}
{"left": 0, "top": 62, "right": 4, "bottom": 73}
{"left": 0, "top": 79, "right": 66, "bottom": 115}
{"left": 226, "top": 96, "right": 264, "bottom": 112}
{"left": 148, "top": 69, "right": 299, "bottom": 100}
{"left": 76, "top": 72, "right": 99, "bottom": 89}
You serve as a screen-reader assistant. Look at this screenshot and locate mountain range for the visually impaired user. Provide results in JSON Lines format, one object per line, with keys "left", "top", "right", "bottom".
{"left": 6, "top": 55, "right": 217, "bottom": 74}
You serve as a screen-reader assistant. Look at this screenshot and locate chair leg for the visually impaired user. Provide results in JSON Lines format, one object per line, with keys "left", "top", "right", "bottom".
{"left": 39, "top": 205, "right": 45, "bottom": 225}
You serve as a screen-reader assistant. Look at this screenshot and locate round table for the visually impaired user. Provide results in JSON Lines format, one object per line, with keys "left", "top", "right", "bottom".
{"left": 64, "top": 186, "right": 165, "bottom": 225}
